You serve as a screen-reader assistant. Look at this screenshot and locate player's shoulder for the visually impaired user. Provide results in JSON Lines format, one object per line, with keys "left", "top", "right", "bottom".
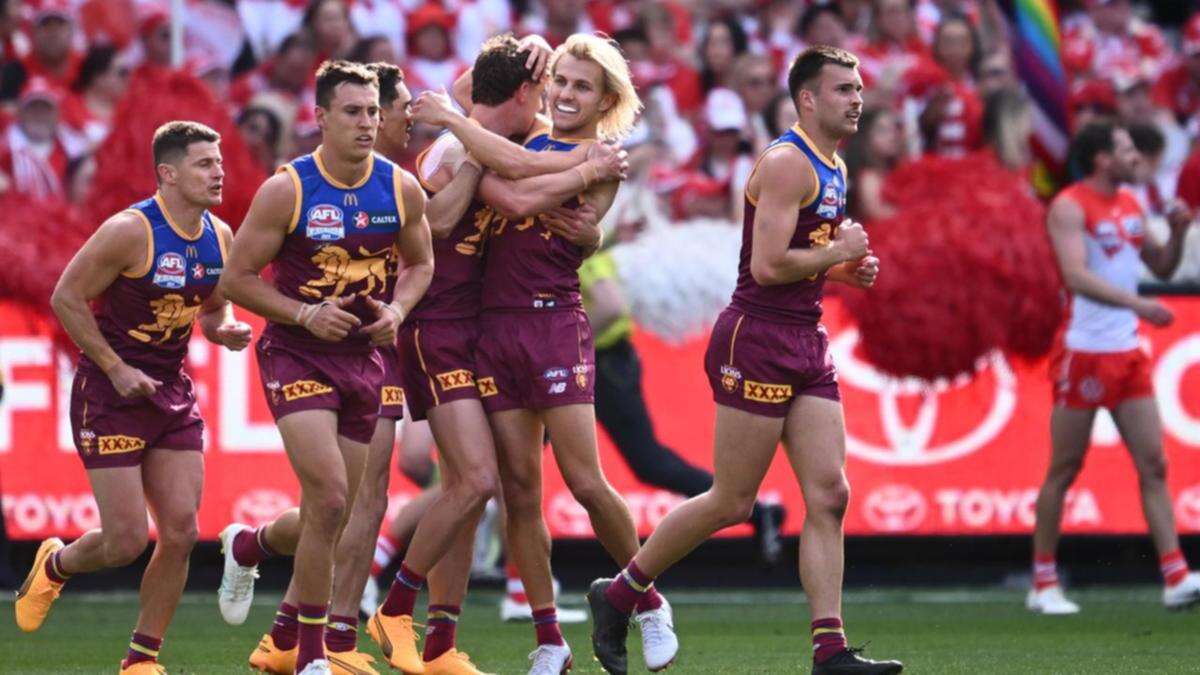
{"left": 755, "top": 141, "right": 811, "bottom": 180}
{"left": 101, "top": 208, "right": 151, "bottom": 238}
{"left": 1048, "top": 185, "right": 1087, "bottom": 222}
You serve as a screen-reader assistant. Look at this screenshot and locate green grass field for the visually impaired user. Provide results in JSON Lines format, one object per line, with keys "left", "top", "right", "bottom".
{"left": 2, "top": 587, "right": 1198, "bottom": 674}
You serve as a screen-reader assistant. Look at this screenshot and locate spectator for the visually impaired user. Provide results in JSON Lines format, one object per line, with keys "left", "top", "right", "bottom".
{"left": 797, "top": 4, "right": 850, "bottom": 51}
{"left": 189, "top": 54, "right": 231, "bottom": 102}
{"left": 229, "top": 32, "right": 317, "bottom": 118}
{"left": 15, "top": 2, "right": 81, "bottom": 92}
{"left": 732, "top": 53, "right": 779, "bottom": 152}
{"left": 859, "top": 0, "right": 928, "bottom": 90}
{"left": 66, "top": 44, "right": 130, "bottom": 150}
{"left": 762, "top": 90, "right": 798, "bottom": 139}
{"left": 237, "top": 105, "right": 283, "bottom": 173}
{"left": 1127, "top": 121, "right": 1168, "bottom": 218}
{"left": 348, "top": 34, "right": 398, "bottom": 65}
{"left": 136, "top": 5, "right": 173, "bottom": 70}
{"left": 454, "top": 0, "right": 515, "bottom": 64}
{"left": 0, "top": 78, "right": 87, "bottom": 199}
{"left": 698, "top": 16, "right": 748, "bottom": 100}
{"left": 981, "top": 87, "right": 1031, "bottom": 172}
{"left": 639, "top": 4, "right": 702, "bottom": 115}
{"left": 404, "top": 3, "right": 468, "bottom": 96}
{"left": 1, "top": 0, "right": 27, "bottom": 63}
{"left": 844, "top": 107, "right": 903, "bottom": 222}
{"left": 976, "top": 47, "right": 1017, "bottom": 98}
{"left": 1062, "top": 0, "right": 1170, "bottom": 85}
{"left": 915, "top": 14, "right": 984, "bottom": 156}
{"left": 1152, "top": 13, "right": 1200, "bottom": 134}
{"left": 520, "top": 0, "right": 593, "bottom": 49}
{"left": 1114, "top": 73, "right": 1188, "bottom": 199}
{"left": 349, "top": 0, "right": 407, "bottom": 62}
{"left": 1070, "top": 78, "right": 1117, "bottom": 131}
{"left": 836, "top": 0, "right": 872, "bottom": 37}
{"left": 696, "top": 87, "right": 754, "bottom": 222}
{"left": 303, "top": 0, "right": 356, "bottom": 62}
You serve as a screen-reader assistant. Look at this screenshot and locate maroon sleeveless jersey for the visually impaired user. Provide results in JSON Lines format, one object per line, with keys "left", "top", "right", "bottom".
{"left": 480, "top": 133, "right": 586, "bottom": 312}
{"left": 82, "top": 194, "right": 226, "bottom": 380}
{"left": 263, "top": 150, "right": 405, "bottom": 353}
{"left": 729, "top": 125, "right": 848, "bottom": 325}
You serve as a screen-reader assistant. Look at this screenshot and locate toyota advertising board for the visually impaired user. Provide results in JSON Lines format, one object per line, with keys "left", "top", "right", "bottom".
{"left": 1, "top": 298, "right": 1197, "bottom": 539}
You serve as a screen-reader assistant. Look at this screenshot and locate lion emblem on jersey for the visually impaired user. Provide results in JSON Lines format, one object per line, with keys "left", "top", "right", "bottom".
{"left": 128, "top": 293, "right": 201, "bottom": 343}
{"left": 301, "top": 244, "right": 391, "bottom": 299}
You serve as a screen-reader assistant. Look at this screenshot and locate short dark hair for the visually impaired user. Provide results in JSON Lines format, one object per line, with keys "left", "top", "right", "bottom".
{"left": 368, "top": 62, "right": 405, "bottom": 108}
{"left": 1127, "top": 121, "right": 1164, "bottom": 159}
{"left": 798, "top": 4, "right": 844, "bottom": 41}
{"left": 73, "top": 45, "right": 118, "bottom": 93}
{"left": 934, "top": 13, "right": 982, "bottom": 78}
{"left": 471, "top": 33, "right": 536, "bottom": 106}
{"left": 315, "top": 60, "right": 379, "bottom": 108}
{"left": 152, "top": 120, "right": 220, "bottom": 168}
{"left": 278, "top": 31, "right": 316, "bottom": 57}
{"left": 348, "top": 35, "right": 390, "bottom": 65}
{"left": 787, "top": 45, "right": 859, "bottom": 101}
{"left": 1069, "top": 121, "right": 1118, "bottom": 176}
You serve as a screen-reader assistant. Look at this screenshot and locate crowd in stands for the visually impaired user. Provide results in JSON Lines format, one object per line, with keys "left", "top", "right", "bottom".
{"left": 0, "top": 0, "right": 1197, "bottom": 279}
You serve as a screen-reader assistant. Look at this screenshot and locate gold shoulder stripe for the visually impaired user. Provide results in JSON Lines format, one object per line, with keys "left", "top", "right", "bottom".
{"left": 122, "top": 209, "right": 154, "bottom": 278}
{"left": 281, "top": 164, "right": 303, "bottom": 234}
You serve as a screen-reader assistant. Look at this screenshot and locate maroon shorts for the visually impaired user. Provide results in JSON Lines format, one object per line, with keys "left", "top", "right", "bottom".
{"left": 705, "top": 308, "right": 839, "bottom": 418}
{"left": 396, "top": 317, "right": 482, "bottom": 421}
{"left": 377, "top": 344, "right": 407, "bottom": 420}
{"left": 475, "top": 309, "right": 595, "bottom": 413}
{"left": 69, "top": 368, "right": 203, "bottom": 469}
{"left": 255, "top": 336, "right": 384, "bottom": 444}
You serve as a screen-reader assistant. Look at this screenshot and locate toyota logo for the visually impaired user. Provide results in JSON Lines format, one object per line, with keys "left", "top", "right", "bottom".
{"left": 831, "top": 329, "right": 1017, "bottom": 466}
{"left": 232, "top": 489, "right": 294, "bottom": 527}
{"left": 862, "top": 484, "right": 927, "bottom": 533}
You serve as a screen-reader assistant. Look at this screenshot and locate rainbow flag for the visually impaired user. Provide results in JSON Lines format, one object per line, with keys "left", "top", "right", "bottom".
{"left": 1001, "top": 0, "right": 1069, "bottom": 195}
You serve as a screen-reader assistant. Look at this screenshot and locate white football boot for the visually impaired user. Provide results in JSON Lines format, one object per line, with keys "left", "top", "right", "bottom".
{"left": 527, "top": 643, "right": 573, "bottom": 675}
{"left": 1164, "top": 572, "right": 1200, "bottom": 610}
{"left": 217, "top": 523, "right": 260, "bottom": 625}
{"left": 1026, "top": 585, "right": 1080, "bottom": 615}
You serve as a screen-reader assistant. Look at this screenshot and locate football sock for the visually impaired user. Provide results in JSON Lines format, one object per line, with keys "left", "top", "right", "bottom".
{"left": 423, "top": 604, "right": 460, "bottom": 661}
{"left": 812, "top": 617, "right": 847, "bottom": 664}
{"left": 380, "top": 562, "right": 424, "bottom": 617}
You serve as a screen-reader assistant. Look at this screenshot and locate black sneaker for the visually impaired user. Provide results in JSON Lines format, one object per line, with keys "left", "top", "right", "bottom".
{"left": 587, "top": 578, "right": 630, "bottom": 675}
{"left": 753, "top": 504, "right": 786, "bottom": 568}
{"left": 812, "top": 646, "right": 903, "bottom": 674}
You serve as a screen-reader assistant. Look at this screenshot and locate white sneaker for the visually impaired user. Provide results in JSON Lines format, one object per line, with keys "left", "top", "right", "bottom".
{"left": 297, "top": 658, "right": 332, "bottom": 674}
{"left": 527, "top": 643, "right": 572, "bottom": 675}
{"left": 217, "top": 523, "right": 260, "bottom": 625}
{"left": 1164, "top": 572, "right": 1200, "bottom": 609}
{"left": 1026, "top": 586, "right": 1080, "bottom": 615}
{"left": 359, "top": 576, "right": 380, "bottom": 618}
{"left": 635, "top": 597, "right": 679, "bottom": 671}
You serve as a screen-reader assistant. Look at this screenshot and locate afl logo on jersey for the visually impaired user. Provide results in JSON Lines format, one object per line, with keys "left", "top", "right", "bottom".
{"left": 152, "top": 252, "right": 187, "bottom": 288}
{"left": 306, "top": 204, "right": 345, "bottom": 241}
{"left": 816, "top": 182, "right": 843, "bottom": 220}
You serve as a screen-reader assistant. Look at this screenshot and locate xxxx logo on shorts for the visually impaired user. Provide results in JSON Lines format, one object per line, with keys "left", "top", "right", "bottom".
{"left": 476, "top": 377, "right": 498, "bottom": 398}
{"left": 98, "top": 435, "right": 146, "bottom": 455}
{"left": 282, "top": 379, "right": 334, "bottom": 401}
{"left": 381, "top": 386, "right": 405, "bottom": 406}
{"left": 436, "top": 369, "right": 475, "bottom": 391}
{"left": 744, "top": 380, "right": 793, "bottom": 404}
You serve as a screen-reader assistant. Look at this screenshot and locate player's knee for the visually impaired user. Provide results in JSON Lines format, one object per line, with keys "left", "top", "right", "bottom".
{"left": 716, "top": 495, "right": 757, "bottom": 529}
{"left": 809, "top": 478, "right": 851, "bottom": 520}
{"left": 308, "top": 490, "right": 349, "bottom": 531}
{"left": 461, "top": 469, "right": 498, "bottom": 505}
{"left": 400, "top": 454, "right": 435, "bottom": 488}
{"left": 105, "top": 526, "right": 149, "bottom": 566}
{"left": 1049, "top": 457, "right": 1085, "bottom": 485}
{"left": 565, "top": 475, "right": 611, "bottom": 511}
{"left": 158, "top": 517, "right": 199, "bottom": 552}
{"left": 1136, "top": 452, "right": 1168, "bottom": 484}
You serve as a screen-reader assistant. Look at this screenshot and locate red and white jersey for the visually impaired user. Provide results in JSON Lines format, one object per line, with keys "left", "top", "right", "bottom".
{"left": 1062, "top": 18, "right": 1170, "bottom": 83}
{"left": 1059, "top": 183, "right": 1146, "bottom": 352}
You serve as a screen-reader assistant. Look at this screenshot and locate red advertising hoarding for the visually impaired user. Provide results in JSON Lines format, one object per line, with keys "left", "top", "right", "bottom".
{"left": 1, "top": 298, "right": 1198, "bottom": 539}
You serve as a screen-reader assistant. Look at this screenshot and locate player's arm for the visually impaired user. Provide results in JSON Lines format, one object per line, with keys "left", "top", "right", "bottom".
{"left": 539, "top": 177, "right": 621, "bottom": 255}
{"left": 50, "top": 212, "right": 161, "bottom": 396}
{"left": 477, "top": 146, "right": 626, "bottom": 220}
{"left": 219, "top": 173, "right": 361, "bottom": 340}
{"left": 826, "top": 254, "right": 880, "bottom": 289}
{"left": 749, "top": 149, "right": 868, "bottom": 285}
{"left": 363, "top": 172, "right": 433, "bottom": 347}
{"left": 412, "top": 89, "right": 589, "bottom": 180}
{"left": 421, "top": 137, "right": 485, "bottom": 238}
{"left": 1140, "top": 200, "right": 1193, "bottom": 280}
{"left": 1047, "top": 194, "right": 1172, "bottom": 326}
{"left": 197, "top": 221, "right": 252, "bottom": 351}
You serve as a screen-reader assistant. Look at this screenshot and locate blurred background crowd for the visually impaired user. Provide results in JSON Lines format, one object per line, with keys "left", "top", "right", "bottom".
{"left": 0, "top": 0, "right": 1198, "bottom": 280}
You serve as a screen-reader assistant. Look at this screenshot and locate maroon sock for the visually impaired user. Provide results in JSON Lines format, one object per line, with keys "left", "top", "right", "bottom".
{"left": 44, "top": 550, "right": 70, "bottom": 584}
{"left": 605, "top": 561, "right": 653, "bottom": 616}
{"left": 812, "top": 617, "right": 847, "bottom": 664}
{"left": 270, "top": 602, "right": 300, "bottom": 651}
{"left": 532, "top": 606, "right": 565, "bottom": 646}
{"left": 324, "top": 614, "right": 358, "bottom": 653}
{"left": 634, "top": 585, "right": 664, "bottom": 613}
{"left": 422, "top": 604, "right": 460, "bottom": 661}
{"left": 380, "top": 562, "right": 424, "bottom": 617}
{"left": 232, "top": 525, "right": 276, "bottom": 567}
{"left": 122, "top": 632, "right": 162, "bottom": 667}
{"left": 296, "top": 604, "right": 327, "bottom": 671}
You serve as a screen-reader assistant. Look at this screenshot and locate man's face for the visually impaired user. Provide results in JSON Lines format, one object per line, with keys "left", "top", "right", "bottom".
{"left": 1106, "top": 128, "right": 1139, "bottom": 184}
{"left": 548, "top": 53, "right": 610, "bottom": 136}
{"left": 807, "top": 64, "right": 864, "bottom": 139}
{"left": 276, "top": 44, "right": 317, "bottom": 90}
{"left": 162, "top": 141, "right": 224, "bottom": 207}
{"left": 380, "top": 81, "right": 413, "bottom": 149}
{"left": 318, "top": 82, "right": 381, "bottom": 161}
{"left": 875, "top": 0, "right": 913, "bottom": 43}
{"left": 17, "top": 99, "right": 58, "bottom": 143}
{"left": 33, "top": 16, "right": 71, "bottom": 64}
{"left": 737, "top": 60, "right": 775, "bottom": 114}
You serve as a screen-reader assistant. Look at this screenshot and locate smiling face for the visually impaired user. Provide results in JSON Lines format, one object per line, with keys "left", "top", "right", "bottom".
{"left": 317, "top": 81, "right": 381, "bottom": 162}
{"left": 548, "top": 53, "right": 612, "bottom": 138}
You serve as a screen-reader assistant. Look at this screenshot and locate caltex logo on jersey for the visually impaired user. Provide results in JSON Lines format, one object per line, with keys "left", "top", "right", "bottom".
{"left": 191, "top": 262, "right": 206, "bottom": 280}
{"left": 354, "top": 211, "right": 369, "bottom": 229}
{"left": 306, "top": 204, "right": 345, "bottom": 241}
{"left": 152, "top": 252, "right": 187, "bottom": 288}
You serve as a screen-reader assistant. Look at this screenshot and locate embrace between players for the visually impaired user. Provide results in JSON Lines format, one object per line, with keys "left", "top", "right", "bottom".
{"left": 16, "top": 34, "right": 903, "bottom": 675}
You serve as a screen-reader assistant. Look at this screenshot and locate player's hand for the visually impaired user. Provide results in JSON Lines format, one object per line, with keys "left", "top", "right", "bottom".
{"left": 411, "top": 89, "right": 460, "bottom": 128}
{"left": 833, "top": 220, "right": 870, "bottom": 262}
{"left": 1166, "top": 199, "right": 1194, "bottom": 234}
{"left": 850, "top": 255, "right": 880, "bottom": 288}
{"left": 1134, "top": 297, "right": 1174, "bottom": 327}
{"left": 362, "top": 297, "right": 404, "bottom": 347}
{"left": 542, "top": 203, "right": 600, "bottom": 248}
{"left": 215, "top": 321, "right": 253, "bottom": 351}
{"left": 587, "top": 142, "right": 629, "bottom": 182}
{"left": 106, "top": 362, "right": 161, "bottom": 398}
{"left": 517, "top": 34, "right": 554, "bottom": 81}
{"left": 300, "top": 296, "right": 361, "bottom": 341}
